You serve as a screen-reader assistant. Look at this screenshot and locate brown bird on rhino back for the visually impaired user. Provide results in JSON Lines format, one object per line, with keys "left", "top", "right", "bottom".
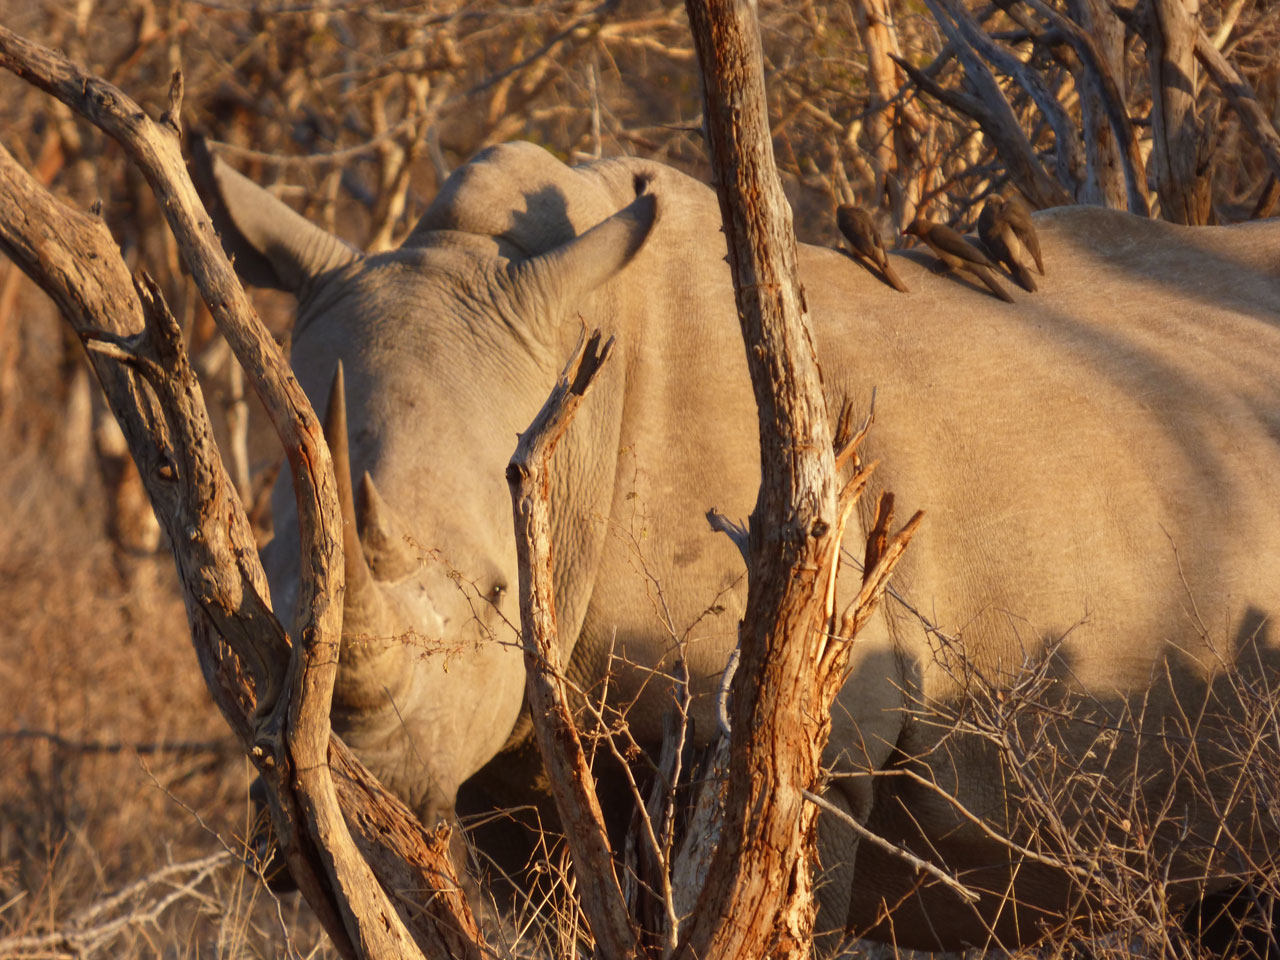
{"left": 836, "top": 204, "right": 909, "bottom": 293}
{"left": 978, "top": 197, "right": 1038, "bottom": 293}
{"left": 904, "top": 218, "right": 1015, "bottom": 303}
{"left": 1003, "top": 194, "right": 1045, "bottom": 275}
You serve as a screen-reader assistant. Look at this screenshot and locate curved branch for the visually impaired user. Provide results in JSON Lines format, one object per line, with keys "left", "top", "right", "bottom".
{"left": 1194, "top": 29, "right": 1280, "bottom": 188}
{"left": 0, "top": 28, "right": 484, "bottom": 960}
{"left": 1004, "top": 0, "right": 1151, "bottom": 215}
{"left": 890, "top": 50, "right": 1070, "bottom": 209}
{"left": 934, "top": 0, "right": 1084, "bottom": 199}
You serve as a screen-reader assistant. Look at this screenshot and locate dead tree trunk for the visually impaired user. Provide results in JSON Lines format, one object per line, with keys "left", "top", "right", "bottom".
{"left": 849, "top": 0, "right": 933, "bottom": 225}
{"left": 677, "top": 2, "right": 920, "bottom": 958}
{"left": 1146, "top": 0, "right": 1213, "bottom": 223}
{"left": 1065, "top": 0, "right": 1131, "bottom": 208}
{"left": 850, "top": 0, "right": 898, "bottom": 203}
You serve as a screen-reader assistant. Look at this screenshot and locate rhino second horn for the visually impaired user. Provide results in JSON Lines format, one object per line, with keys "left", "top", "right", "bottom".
{"left": 357, "top": 472, "right": 420, "bottom": 582}
{"left": 322, "top": 362, "right": 384, "bottom": 629}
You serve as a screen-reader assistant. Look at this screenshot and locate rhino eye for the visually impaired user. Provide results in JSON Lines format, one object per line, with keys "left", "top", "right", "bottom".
{"left": 488, "top": 583, "right": 507, "bottom": 603}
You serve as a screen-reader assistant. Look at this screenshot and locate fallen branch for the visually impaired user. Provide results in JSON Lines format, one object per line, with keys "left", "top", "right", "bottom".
{"left": 0, "top": 852, "right": 233, "bottom": 960}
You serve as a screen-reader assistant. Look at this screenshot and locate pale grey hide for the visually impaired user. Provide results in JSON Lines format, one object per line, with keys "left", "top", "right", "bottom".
{"left": 208, "top": 141, "right": 1280, "bottom": 951}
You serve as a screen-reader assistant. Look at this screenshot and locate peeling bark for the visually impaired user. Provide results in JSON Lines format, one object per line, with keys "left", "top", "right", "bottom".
{"left": 679, "top": 3, "right": 918, "bottom": 958}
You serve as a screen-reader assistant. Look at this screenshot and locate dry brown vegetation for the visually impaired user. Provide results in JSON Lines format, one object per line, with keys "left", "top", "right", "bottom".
{"left": 2, "top": 0, "right": 1280, "bottom": 957}
{"left": 0, "top": 335, "right": 333, "bottom": 956}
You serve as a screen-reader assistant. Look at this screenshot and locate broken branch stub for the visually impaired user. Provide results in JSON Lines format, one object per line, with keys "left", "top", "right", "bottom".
{"left": 506, "top": 330, "right": 641, "bottom": 960}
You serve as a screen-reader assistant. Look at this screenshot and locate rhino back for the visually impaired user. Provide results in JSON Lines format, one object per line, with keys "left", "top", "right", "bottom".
{"left": 802, "top": 209, "right": 1280, "bottom": 699}
{"left": 789, "top": 210, "right": 1280, "bottom": 944}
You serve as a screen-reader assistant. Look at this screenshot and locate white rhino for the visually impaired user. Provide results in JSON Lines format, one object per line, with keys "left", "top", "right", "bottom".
{"left": 205, "top": 140, "right": 1280, "bottom": 952}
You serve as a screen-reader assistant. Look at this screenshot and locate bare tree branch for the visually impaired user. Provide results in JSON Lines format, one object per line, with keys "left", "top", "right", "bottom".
{"left": 506, "top": 330, "right": 641, "bottom": 960}
{"left": 890, "top": 50, "right": 1070, "bottom": 208}
{"left": 933, "top": 0, "right": 1084, "bottom": 198}
{"left": 0, "top": 28, "right": 484, "bottom": 960}
{"left": 1001, "top": 0, "right": 1152, "bottom": 214}
{"left": 1194, "top": 29, "right": 1280, "bottom": 187}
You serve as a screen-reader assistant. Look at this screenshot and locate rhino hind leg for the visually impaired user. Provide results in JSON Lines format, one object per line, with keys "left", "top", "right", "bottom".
{"left": 812, "top": 783, "right": 864, "bottom": 954}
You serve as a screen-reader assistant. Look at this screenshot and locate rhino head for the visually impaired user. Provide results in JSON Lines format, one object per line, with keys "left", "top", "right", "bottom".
{"left": 200, "top": 144, "right": 658, "bottom": 825}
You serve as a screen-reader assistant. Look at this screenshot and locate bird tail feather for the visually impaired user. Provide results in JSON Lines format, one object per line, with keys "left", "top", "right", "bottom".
{"left": 975, "top": 266, "right": 1015, "bottom": 303}
{"left": 881, "top": 261, "right": 910, "bottom": 294}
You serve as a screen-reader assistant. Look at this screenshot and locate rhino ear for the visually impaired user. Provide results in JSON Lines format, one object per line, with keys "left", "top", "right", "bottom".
{"left": 191, "top": 136, "right": 359, "bottom": 294}
{"left": 510, "top": 188, "right": 658, "bottom": 333}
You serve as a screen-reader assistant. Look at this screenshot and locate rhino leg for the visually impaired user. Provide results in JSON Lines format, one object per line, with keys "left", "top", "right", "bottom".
{"left": 820, "top": 619, "right": 908, "bottom": 943}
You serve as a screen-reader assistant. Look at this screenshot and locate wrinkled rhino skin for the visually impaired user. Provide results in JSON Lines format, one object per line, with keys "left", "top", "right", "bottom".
{"left": 203, "top": 140, "right": 1280, "bottom": 951}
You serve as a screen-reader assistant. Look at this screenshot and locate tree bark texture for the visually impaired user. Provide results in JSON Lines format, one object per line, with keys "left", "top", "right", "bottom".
{"left": 0, "top": 27, "right": 483, "bottom": 960}
{"left": 1146, "top": 0, "right": 1213, "bottom": 223}
{"left": 995, "top": 0, "right": 1152, "bottom": 214}
{"left": 680, "top": 3, "right": 876, "bottom": 957}
{"left": 850, "top": 0, "right": 899, "bottom": 201}
{"left": 889, "top": 51, "right": 1071, "bottom": 210}
{"left": 1194, "top": 30, "right": 1280, "bottom": 188}
{"left": 929, "top": 0, "right": 1084, "bottom": 200}
{"left": 1065, "top": 0, "right": 1130, "bottom": 208}
{"left": 848, "top": 0, "right": 932, "bottom": 224}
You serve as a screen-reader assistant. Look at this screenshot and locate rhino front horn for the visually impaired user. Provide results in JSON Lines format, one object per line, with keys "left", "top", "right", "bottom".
{"left": 322, "top": 363, "right": 384, "bottom": 631}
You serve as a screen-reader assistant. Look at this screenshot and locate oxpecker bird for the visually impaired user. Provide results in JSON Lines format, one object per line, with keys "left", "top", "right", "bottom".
{"left": 837, "top": 204, "right": 909, "bottom": 293}
{"left": 1003, "top": 194, "right": 1044, "bottom": 275}
{"left": 905, "top": 218, "right": 1015, "bottom": 303}
{"left": 978, "top": 197, "right": 1038, "bottom": 293}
